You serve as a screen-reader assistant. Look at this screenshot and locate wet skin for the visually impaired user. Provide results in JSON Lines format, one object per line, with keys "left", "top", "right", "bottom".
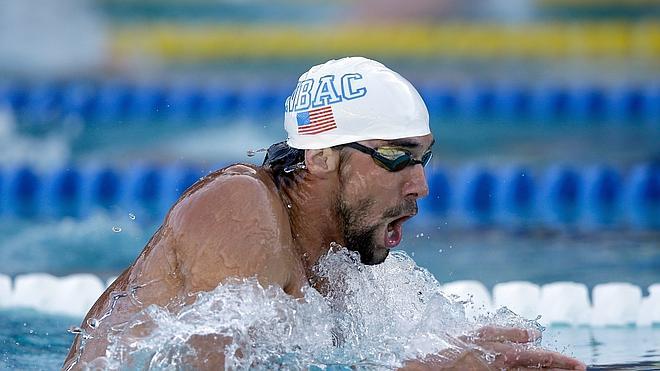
{"left": 63, "top": 134, "right": 585, "bottom": 370}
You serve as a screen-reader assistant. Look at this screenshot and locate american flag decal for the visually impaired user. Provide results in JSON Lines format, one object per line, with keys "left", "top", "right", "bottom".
{"left": 296, "top": 106, "right": 337, "bottom": 135}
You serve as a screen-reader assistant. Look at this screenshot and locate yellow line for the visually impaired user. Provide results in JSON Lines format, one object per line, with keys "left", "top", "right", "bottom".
{"left": 110, "top": 23, "right": 660, "bottom": 60}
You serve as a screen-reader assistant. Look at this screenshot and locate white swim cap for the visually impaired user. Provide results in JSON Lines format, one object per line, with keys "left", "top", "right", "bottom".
{"left": 284, "top": 57, "right": 430, "bottom": 149}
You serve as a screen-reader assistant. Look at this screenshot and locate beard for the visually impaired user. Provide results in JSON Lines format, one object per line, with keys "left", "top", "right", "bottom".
{"left": 337, "top": 197, "right": 385, "bottom": 265}
{"left": 336, "top": 196, "right": 417, "bottom": 265}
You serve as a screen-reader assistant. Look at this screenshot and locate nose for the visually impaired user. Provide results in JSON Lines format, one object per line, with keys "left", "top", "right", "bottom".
{"left": 402, "top": 164, "right": 429, "bottom": 199}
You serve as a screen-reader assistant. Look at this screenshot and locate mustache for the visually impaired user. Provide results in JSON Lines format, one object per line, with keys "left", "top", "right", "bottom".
{"left": 382, "top": 200, "right": 418, "bottom": 220}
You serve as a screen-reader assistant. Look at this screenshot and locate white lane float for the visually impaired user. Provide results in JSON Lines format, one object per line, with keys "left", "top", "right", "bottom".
{"left": 591, "top": 282, "right": 642, "bottom": 327}
{"left": 0, "top": 274, "right": 658, "bottom": 327}
{"left": 493, "top": 281, "right": 541, "bottom": 321}
{"left": 538, "top": 282, "right": 592, "bottom": 326}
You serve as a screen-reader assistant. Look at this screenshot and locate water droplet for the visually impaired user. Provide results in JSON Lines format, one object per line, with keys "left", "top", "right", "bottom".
{"left": 87, "top": 318, "right": 99, "bottom": 329}
{"left": 112, "top": 226, "right": 122, "bottom": 233}
{"left": 286, "top": 204, "right": 292, "bottom": 209}
{"left": 419, "top": 233, "right": 424, "bottom": 237}
{"left": 438, "top": 249, "right": 443, "bottom": 253}
{"left": 411, "top": 252, "right": 415, "bottom": 257}
{"left": 68, "top": 326, "right": 83, "bottom": 334}
{"left": 247, "top": 148, "right": 267, "bottom": 157}
{"left": 23, "top": 322, "right": 27, "bottom": 327}
{"left": 29, "top": 329, "right": 34, "bottom": 334}
{"left": 128, "top": 213, "right": 136, "bottom": 220}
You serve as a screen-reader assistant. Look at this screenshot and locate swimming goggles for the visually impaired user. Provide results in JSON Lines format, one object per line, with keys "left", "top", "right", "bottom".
{"left": 343, "top": 142, "right": 433, "bottom": 172}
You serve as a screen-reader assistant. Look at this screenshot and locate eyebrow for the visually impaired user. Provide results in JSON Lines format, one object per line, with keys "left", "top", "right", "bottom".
{"left": 385, "top": 139, "right": 435, "bottom": 152}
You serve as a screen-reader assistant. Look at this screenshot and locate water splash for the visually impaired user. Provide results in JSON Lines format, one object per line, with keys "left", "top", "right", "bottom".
{"left": 246, "top": 147, "right": 267, "bottom": 157}
{"left": 92, "top": 247, "right": 540, "bottom": 369}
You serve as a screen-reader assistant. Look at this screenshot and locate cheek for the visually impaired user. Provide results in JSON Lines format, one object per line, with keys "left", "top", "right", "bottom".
{"left": 341, "top": 166, "right": 402, "bottom": 207}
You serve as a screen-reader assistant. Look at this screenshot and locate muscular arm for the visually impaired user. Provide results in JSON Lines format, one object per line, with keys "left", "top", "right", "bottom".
{"left": 64, "top": 166, "right": 302, "bottom": 369}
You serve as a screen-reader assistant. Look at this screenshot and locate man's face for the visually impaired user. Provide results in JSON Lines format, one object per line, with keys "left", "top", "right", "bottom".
{"left": 336, "top": 134, "right": 433, "bottom": 265}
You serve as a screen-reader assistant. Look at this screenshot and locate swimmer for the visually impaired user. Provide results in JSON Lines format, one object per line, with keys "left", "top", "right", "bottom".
{"left": 63, "top": 57, "right": 585, "bottom": 370}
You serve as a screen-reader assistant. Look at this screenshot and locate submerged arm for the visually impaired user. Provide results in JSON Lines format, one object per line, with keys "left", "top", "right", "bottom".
{"left": 400, "top": 326, "right": 586, "bottom": 370}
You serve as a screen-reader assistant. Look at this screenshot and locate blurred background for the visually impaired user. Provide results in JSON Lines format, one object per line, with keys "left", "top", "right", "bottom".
{"left": 0, "top": 0, "right": 659, "bottom": 368}
{"left": 0, "top": 0, "right": 660, "bottom": 287}
{"left": 0, "top": 0, "right": 658, "bottom": 291}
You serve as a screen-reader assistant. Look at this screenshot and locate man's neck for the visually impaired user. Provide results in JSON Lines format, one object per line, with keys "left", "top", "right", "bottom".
{"left": 279, "top": 175, "right": 344, "bottom": 279}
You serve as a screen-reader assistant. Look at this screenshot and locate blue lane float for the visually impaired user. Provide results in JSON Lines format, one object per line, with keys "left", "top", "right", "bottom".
{"left": 2, "top": 80, "right": 660, "bottom": 123}
{"left": 1, "top": 164, "right": 658, "bottom": 229}
{"left": 498, "top": 166, "right": 537, "bottom": 224}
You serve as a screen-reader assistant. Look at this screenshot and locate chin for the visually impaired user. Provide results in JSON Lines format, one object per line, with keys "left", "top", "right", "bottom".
{"left": 343, "top": 219, "right": 392, "bottom": 265}
{"left": 360, "top": 244, "right": 390, "bottom": 265}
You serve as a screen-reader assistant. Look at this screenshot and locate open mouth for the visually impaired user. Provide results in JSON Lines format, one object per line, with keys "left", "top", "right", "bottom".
{"left": 384, "top": 215, "right": 413, "bottom": 248}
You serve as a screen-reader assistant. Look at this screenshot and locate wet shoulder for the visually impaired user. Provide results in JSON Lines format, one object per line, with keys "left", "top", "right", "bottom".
{"left": 164, "top": 164, "right": 296, "bottom": 292}
{"left": 166, "top": 163, "right": 285, "bottom": 236}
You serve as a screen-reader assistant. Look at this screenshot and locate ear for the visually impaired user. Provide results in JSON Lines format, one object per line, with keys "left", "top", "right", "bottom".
{"left": 304, "top": 148, "right": 339, "bottom": 177}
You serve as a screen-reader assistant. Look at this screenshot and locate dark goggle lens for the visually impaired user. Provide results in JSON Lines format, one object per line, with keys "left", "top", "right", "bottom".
{"left": 375, "top": 150, "right": 432, "bottom": 172}
{"left": 385, "top": 155, "right": 411, "bottom": 172}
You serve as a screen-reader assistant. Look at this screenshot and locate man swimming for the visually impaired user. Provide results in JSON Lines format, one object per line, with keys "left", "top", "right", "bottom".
{"left": 64, "top": 57, "right": 586, "bottom": 370}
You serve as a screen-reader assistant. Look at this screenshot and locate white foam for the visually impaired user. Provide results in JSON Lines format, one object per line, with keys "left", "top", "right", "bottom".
{"left": 441, "top": 280, "right": 492, "bottom": 320}
{"left": 0, "top": 274, "right": 11, "bottom": 308}
{"left": 493, "top": 281, "right": 541, "bottom": 320}
{"left": 0, "top": 108, "right": 71, "bottom": 170}
{"left": 160, "top": 122, "right": 275, "bottom": 163}
{"left": 539, "top": 282, "right": 591, "bottom": 326}
{"left": 591, "top": 282, "right": 642, "bottom": 327}
{"left": 11, "top": 273, "right": 104, "bottom": 317}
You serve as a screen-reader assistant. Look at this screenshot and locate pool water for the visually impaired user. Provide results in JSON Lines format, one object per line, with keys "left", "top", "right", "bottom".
{"left": 1, "top": 298, "right": 659, "bottom": 369}
{"left": 0, "top": 309, "right": 75, "bottom": 370}
{"left": 2, "top": 244, "right": 660, "bottom": 370}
